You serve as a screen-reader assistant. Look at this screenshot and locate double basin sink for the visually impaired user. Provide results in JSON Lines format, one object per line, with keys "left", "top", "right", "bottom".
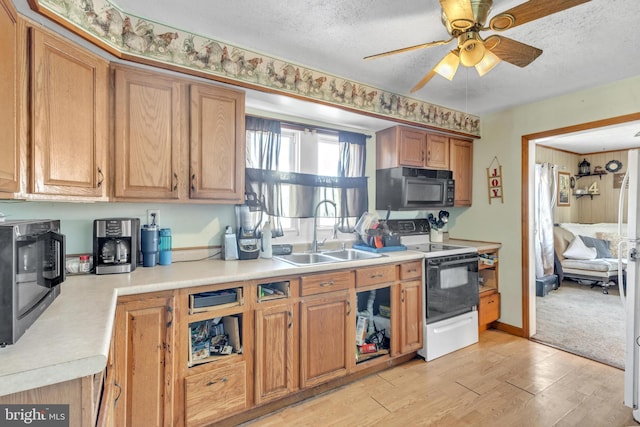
{"left": 275, "top": 248, "right": 383, "bottom": 266}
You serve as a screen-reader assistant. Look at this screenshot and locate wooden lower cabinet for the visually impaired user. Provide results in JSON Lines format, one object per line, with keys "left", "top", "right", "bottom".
{"left": 184, "top": 362, "right": 246, "bottom": 427}
{"left": 479, "top": 292, "right": 500, "bottom": 329}
{"left": 113, "top": 293, "right": 175, "bottom": 427}
{"left": 0, "top": 373, "right": 104, "bottom": 427}
{"left": 299, "top": 290, "right": 352, "bottom": 389}
{"left": 398, "top": 279, "right": 423, "bottom": 354}
{"left": 254, "top": 302, "right": 297, "bottom": 404}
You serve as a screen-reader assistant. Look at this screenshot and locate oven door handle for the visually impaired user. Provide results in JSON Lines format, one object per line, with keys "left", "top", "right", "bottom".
{"left": 427, "top": 257, "right": 478, "bottom": 268}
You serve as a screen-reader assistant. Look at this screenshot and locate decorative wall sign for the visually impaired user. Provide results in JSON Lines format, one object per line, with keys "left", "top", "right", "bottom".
{"left": 487, "top": 157, "right": 504, "bottom": 204}
{"left": 614, "top": 172, "right": 629, "bottom": 189}
{"left": 557, "top": 171, "right": 570, "bottom": 206}
{"left": 31, "top": 0, "right": 481, "bottom": 138}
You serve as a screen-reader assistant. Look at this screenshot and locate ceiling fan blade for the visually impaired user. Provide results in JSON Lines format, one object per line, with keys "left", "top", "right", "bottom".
{"left": 489, "top": 0, "right": 591, "bottom": 31}
{"left": 440, "top": 0, "right": 475, "bottom": 30}
{"left": 410, "top": 70, "right": 438, "bottom": 93}
{"left": 485, "top": 35, "right": 542, "bottom": 67}
{"left": 363, "top": 37, "right": 453, "bottom": 60}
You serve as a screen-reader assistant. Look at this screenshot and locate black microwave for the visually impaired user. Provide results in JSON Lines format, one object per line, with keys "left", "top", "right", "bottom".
{"left": 0, "top": 220, "right": 65, "bottom": 346}
{"left": 376, "top": 167, "right": 455, "bottom": 210}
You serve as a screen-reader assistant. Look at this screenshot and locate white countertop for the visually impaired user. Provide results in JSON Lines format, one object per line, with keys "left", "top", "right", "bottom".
{"left": 0, "top": 249, "right": 428, "bottom": 396}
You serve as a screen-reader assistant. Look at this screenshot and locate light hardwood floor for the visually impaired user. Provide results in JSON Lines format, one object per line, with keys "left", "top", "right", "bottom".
{"left": 244, "top": 330, "right": 638, "bottom": 426}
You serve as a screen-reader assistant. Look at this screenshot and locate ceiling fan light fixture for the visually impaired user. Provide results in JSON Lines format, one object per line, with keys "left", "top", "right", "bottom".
{"left": 475, "top": 50, "right": 500, "bottom": 76}
{"left": 434, "top": 50, "right": 460, "bottom": 80}
{"left": 458, "top": 32, "right": 486, "bottom": 67}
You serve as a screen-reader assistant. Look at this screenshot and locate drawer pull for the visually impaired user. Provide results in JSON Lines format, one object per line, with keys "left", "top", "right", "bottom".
{"left": 206, "top": 377, "right": 228, "bottom": 386}
{"left": 370, "top": 273, "right": 384, "bottom": 279}
{"left": 320, "top": 280, "right": 335, "bottom": 287}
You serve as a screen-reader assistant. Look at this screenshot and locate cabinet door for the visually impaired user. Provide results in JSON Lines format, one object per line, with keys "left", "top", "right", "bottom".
{"left": 189, "top": 84, "right": 245, "bottom": 202}
{"left": 398, "top": 280, "right": 423, "bottom": 354}
{"left": 114, "top": 294, "right": 175, "bottom": 427}
{"left": 254, "top": 303, "right": 296, "bottom": 404}
{"left": 31, "top": 28, "right": 109, "bottom": 197}
{"left": 113, "top": 66, "right": 185, "bottom": 200}
{"left": 0, "top": 0, "right": 19, "bottom": 195}
{"left": 300, "top": 291, "right": 352, "bottom": 388}
{"left": 450, "top": 138, "right": 473, "bottom": 206}
{"left": 398, "top": 128, "right": 426, "bottom": 167}
{"left": 425, "top": 133, "right": 449, "bottom": 169}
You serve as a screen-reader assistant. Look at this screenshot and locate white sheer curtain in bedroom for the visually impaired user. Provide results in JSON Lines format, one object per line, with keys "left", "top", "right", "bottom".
{"left": 535, "top": 162, "right": 558, "bottom": 278}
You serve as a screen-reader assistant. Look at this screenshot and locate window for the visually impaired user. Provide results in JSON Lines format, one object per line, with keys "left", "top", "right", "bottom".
{"left": 245, "top": 116, "right": 368, "bottom": 241}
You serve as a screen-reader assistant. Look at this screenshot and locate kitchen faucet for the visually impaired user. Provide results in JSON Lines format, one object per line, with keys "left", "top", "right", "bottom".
{"left": 312, "top": 199, "right": 337, "bottom": 253}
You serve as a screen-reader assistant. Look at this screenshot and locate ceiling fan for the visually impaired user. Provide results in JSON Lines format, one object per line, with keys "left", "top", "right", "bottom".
{"left": 364, "top": 0, "right": 591, "bottom": 93}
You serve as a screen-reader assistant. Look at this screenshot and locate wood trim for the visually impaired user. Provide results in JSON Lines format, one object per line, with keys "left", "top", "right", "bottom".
{"left": 521, "top": 112, "right": 640, "bottom": 338}
{"left": 492, "top": 320, "right": 525, "bottom": 338}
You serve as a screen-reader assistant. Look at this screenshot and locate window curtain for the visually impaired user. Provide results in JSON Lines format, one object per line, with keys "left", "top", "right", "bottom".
{"left": 534, "top": 162, "right": 557, "bottom": 278}
{"left": 245, "top": 117, "right": 368, "bottom": 236}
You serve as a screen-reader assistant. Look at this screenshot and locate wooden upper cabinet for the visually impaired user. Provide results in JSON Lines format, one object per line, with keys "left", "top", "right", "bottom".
{"left": 449, "top": 138, "right": 473, "bottom": 206}
{"left": 113, "top": 65, "right": 245, "bottom": 203}
{"left": 30, "top": 27, "right": 109, "bottom": 198}
{"left": 376, "top": 125, "right": 449, "bottom": 170}
{"left": 425, "top": 133, "right": 449, "bottom": 169}
{"left": 189, "top": 84, "right": 245, "bottom": 202}
{"left": 397, "top": 128, "right": 426, "bottom": 167}
{"left": 376, "top": 126, "right": 425, "bottom": 169}
{"left": 0, "top": 0, "right": 19, "bottom": 196}
{"left": 113, "top": 65, "right": 185, "bottom": 200}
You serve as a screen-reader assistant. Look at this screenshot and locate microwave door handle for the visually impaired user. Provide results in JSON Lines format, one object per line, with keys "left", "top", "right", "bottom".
{"left": 37, "top": 231, "right": 66, "bottom": 288}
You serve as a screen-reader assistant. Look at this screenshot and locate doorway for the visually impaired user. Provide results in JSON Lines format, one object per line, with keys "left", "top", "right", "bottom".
{"left": 521, "top": 113, "right": 640, "bottom": 363}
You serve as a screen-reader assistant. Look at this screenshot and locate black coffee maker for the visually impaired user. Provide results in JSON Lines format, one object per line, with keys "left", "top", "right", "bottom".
{"left": 234, "top": 192, "right": 262, "bottom": 260}
{"left": 93, "top": 218, "right": 140, "bottom": 274}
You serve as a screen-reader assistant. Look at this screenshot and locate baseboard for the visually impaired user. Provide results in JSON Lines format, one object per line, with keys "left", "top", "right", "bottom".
{"left": 491, "top": 321, "right": 525, "bottom": 338}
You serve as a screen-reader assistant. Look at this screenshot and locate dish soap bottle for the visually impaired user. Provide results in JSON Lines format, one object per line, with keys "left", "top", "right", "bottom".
{"left": 261, "top": 221, "right": 273, "bottom": 259}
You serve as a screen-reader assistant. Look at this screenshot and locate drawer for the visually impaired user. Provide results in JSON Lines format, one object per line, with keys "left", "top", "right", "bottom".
{"left": 185, "top": 361, "right": 246, "bottom": 427}
{"left": 300, "top": 270, "right": 352, "bottom": 296}
{"left": 399, "top": 261, "right": 422, "bottom": 280}
{"left": 355, "top": 264, "right": 396, "bottom": 288}
{"left": 479, "top": 292, "right": 500, "bottom": 325}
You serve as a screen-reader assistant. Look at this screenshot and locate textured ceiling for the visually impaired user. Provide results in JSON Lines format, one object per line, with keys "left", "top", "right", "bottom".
{"left": 114, "top": 0, "right": 639, "bottom": 117}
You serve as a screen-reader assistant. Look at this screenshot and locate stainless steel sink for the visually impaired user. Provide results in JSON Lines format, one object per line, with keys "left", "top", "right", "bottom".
{"left": 275, "top": 252, "right": 338, "bottom": 266}
{"left": 322, "top": 249, "right": 383, "bottom": 261}
{"left": 275, "top": 249, "right": 383, "bottom": 266}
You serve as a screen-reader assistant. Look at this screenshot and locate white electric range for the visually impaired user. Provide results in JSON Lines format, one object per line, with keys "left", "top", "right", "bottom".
{"left": 386, "top": 219, "right": 480, "bottom": 361}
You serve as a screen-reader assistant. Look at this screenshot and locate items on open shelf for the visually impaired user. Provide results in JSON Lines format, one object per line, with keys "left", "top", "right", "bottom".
{"left": 355, "top": 289, "right": 391, "bottom": 363}
{"left": 189, "top": 288, "right": 242, "bottom": 314}
{"left": 188, "top": 315, "right": 242, "bottom": 367}
{"left": 257, "top": 281, "right": 290, "bottom": 302}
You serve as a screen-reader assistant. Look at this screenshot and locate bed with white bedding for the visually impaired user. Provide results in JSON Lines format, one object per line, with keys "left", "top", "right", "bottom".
{"left": 553, "top": 223, "right": 627, "bottom": 294}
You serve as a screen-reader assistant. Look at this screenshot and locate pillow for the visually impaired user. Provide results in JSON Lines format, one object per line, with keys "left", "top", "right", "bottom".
{"left": 579, "top": 235, "right": 612, "bottom": 258}
{"left": 563, "top": 236, "right": 597, "bottom": 260}
{"left": 597, "top": 232, "right": 626, "bottom": 258}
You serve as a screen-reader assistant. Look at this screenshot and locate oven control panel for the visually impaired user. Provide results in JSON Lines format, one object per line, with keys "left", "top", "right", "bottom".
{"left": 385, "top": 219, "right": 430, "bottom": 235}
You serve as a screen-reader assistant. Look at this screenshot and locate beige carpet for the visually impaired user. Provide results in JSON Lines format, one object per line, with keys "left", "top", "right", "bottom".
{"left": 531, "top": 280, "right": 625, "bottom": 369}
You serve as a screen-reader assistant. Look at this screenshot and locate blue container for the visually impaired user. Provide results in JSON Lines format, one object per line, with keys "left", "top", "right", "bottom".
{"left": 141, "top": 225, "right": 159, "bottom": 267}
{"left": 159, "top": 228, "right": 172, "bottom": 265}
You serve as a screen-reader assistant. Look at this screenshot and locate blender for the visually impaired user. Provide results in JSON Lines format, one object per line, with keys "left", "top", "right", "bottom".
{"left": 234, "top": 192, "right": 262, "bottom": 260}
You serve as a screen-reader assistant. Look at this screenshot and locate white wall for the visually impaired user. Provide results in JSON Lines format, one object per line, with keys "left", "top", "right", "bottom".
{"left": 453, "top": 74, "right": 640, "bottom": 328}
